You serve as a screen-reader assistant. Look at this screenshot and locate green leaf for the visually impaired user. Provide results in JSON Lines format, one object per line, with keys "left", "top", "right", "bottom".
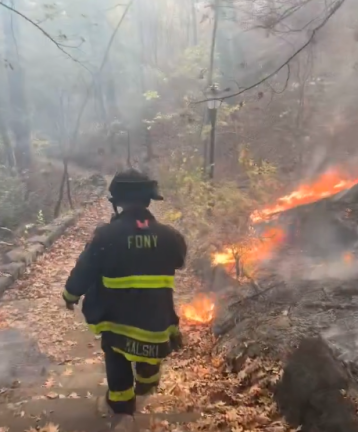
{"left": 143, "top": 90, "right": 160, "bottom": 101}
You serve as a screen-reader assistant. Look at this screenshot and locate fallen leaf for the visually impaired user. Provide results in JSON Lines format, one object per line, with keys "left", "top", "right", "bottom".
{"left": 46, "top": 392, "right": 59, "bottom": 400}
{"left": 98, "top": 377, "right": 107, "bottom": 386}
{"left": 42, "top": 377, "right": 55, "bottom": 388}
{"left": 225, "top": 408, "right": 239, "bottom": 422}
{"left": 40, "top": 423, "right": 59, "bottom": 432}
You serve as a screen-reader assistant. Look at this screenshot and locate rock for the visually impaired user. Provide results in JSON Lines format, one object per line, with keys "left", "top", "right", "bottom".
{"left": 88, "top": 173, "right": 106, "bottom": 187}
{"left": 27, "top": 235, "right": 52, "bottom": 247}
{"left": 275, "top": 337, "right": 358, "bottom": 432}
{"left": 0, "top": 190, "right": 104, "bottom": 296}
{"left": 270, "top": 315, "right": 291, "bottom": 330}
{"left": 5, "top": 244, "right": 44, "bottom": 265}
{"left": 0, "top": 262, "right": 26, "bottom": 278}
{"left": 5, "top": 248, "right": 33, "bottom": 265}
{"left": 36, "top": 213, "right": 79, "bottom": 244}
{"left": 0, "top": 276, "right": 13, "bottom": 295}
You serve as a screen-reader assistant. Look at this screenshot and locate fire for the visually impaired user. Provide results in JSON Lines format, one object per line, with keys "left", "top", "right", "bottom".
{"left": 212, "top": 227, "right": 285, "bottom": 274}
{"left": 180, "top": 293, "right": 215, "bottom": 324}
{"left": 251, "top": 169, "right": 358, "bottom": 223}
{"left": 343, "top": 252, "right": 354, "bottom": 265}
{"left": 212, "top": 168, "right": 358, "bottom": 275}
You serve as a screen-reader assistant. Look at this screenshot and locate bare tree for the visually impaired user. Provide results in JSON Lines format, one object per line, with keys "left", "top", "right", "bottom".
{"left": 196, "top": 0, "right": 346, "bottom": 104}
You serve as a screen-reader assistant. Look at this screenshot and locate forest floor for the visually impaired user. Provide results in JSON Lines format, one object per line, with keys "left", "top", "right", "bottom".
{"left": 0, "top": 197, "right": 294, "bottom": 432}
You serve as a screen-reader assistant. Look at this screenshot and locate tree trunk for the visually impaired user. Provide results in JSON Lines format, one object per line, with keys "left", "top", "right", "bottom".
{"left": 191, "top": 0, "right": 198, "bottom": 45}
{"left": 136, "top": 0, "right": 153, "bottom": 162}
{"left": 54, "top": 157, "right": 69, "bottom": 218}
{"left": 207, "top": 0, "right": 220, "bottom": 87}
{"left": 0, "top": 109, "right": 16, "bottom": 168}
{"left": 2, "top": 1, "right": 31, "bottom": 171}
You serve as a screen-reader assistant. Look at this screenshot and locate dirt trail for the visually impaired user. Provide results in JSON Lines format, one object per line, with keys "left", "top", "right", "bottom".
{"left": 0, "top": 198, "right": 204, "bottom": 431}
{"left": 0, "top": 198, "right": 292, "bottom": 432}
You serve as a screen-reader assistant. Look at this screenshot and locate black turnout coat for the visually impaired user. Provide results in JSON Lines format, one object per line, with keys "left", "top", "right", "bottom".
{"left": 63, "top": 208, "right": 187, "bottom": 362}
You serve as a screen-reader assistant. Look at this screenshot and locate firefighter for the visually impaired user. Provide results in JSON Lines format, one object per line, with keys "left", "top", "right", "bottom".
{"left": 62, "top": 169, "right": 187, "bottom": 431}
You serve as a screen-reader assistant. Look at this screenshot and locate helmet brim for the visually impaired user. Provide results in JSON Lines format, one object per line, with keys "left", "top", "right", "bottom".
{"left": 152, "top": 193, "right": 164, "bottom": 201}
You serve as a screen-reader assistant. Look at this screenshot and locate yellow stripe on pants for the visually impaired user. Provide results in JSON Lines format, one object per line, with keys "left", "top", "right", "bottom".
{"left": 136, "top": 371, "right": 161, "bottom": 384}
{"left": 108, "top": 387, "right": 135, "bottom": 402}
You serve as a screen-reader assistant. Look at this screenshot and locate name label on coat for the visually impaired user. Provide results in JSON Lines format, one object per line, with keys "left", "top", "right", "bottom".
{"left": 125, "top": 339, "right": 159, "bottom": 358}
{"left": 127, "top": 235, "right": 158, "bottom": 249}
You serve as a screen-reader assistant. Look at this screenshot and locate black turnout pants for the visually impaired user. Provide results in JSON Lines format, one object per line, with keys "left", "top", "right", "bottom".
{"left": 102, "top": 342, "right": 161, "bottom": 415}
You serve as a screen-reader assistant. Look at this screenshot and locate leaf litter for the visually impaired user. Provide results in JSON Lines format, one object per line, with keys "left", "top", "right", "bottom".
{"left": 0, "top": 199, "right": 295, "bottom": 431}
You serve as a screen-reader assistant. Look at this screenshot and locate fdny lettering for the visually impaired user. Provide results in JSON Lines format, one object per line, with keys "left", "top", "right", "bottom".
{"left": 127, "top": 235, "right": 158, "bottom": 249}
{"left": 125, "top": 339, "right": 159, "bottom": 358}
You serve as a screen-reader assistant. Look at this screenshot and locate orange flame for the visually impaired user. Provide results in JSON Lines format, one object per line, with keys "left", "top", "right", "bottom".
{"left": 213, "top": 168, "right": 358, "bottom": 275}
{"left": 212, "top": 227, "right": 285, "bottom": 273}
{"left": 251, "top": 169, "right": 358, "bottom": 223}
{"left": 343, "top": 252, "right": 354, "bottom": 265}
{"left": 180, "top": 294, "right": 215, "bottom": 324}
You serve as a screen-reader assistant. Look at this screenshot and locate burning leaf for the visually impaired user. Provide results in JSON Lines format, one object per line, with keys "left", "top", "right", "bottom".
{"left": 179, "top": 293, "right": 215, "bottom": 324}
{"left": 251, "top": 168, "right": 358, "bottom": 223}
{"left": 212, "top": 227, "right": 285, "bottom": 276}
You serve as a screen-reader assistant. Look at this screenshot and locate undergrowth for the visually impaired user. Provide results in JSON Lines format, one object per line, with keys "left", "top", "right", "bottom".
{"left": 157, "top": 148, "right": 280, "bottom": 264}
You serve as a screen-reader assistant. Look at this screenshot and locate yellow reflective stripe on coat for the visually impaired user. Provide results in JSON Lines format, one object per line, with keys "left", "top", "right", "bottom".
{"left": 108, "top": 388, "right": 135, "bottom": 402}
{"left": 102, "top": 275, "right": 174, "bottom": 289}
{"left": 135, "top": 371, "right": 161, "bottom": 384}
{"left": 88, "top": 322, "right": 178, "bottom": 343}
{"left": 63, "top": 289, "right": 80, "bottom": 302}
{"left": 113, "top": 347, "right": 162, "bottom": 365}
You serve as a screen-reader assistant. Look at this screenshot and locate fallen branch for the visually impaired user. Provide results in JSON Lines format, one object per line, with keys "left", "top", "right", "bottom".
{"left": 0, "top": 240, "right": 13, "bottom": 246}
{"left": 302, "top": 302, "right": 358, "bottom": 311}
{"left": 228, "top": 284, "right": 277, "bottom": 311}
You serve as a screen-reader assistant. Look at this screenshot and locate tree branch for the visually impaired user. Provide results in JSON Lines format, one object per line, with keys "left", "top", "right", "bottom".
{"left": 71, "top": 0, "right": 134, "bottom": 147}
{"left": 194, "top": 0, "right": 345, "bottom": 104}
{"left": 0, "top": 1, "right": 88, "bottom": 69}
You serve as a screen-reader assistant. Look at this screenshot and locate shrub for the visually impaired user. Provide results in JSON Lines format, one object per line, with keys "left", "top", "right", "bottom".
{"left": 0, "top": 166, "right": 28, "bottom": 228}
{"left": 156, "top": 148, "right": 279, "bottom": 263}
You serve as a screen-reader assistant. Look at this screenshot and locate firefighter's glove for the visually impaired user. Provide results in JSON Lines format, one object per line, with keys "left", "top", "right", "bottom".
{"left": 62, "top": 290, "right": 79, "bottom": 311}
{"left": 170, "top": 331, "right": 184, "bottom": 351}
{"left": 65, "top": 301, "right": 75, "bottom": 311}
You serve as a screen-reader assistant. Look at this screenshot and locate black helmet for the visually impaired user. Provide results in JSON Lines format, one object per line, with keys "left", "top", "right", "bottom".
{"left": 108, "top": 169, "right": 163, "bottom": 206}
